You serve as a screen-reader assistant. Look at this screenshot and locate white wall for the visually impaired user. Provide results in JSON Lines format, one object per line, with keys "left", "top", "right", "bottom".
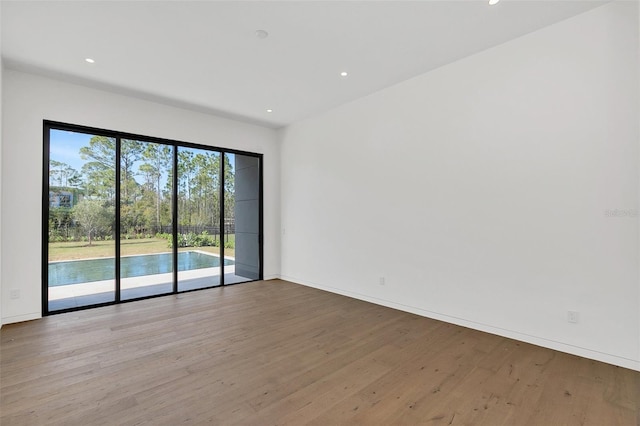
{"left": 280, "top": 2, "right": 640, "bottom": 370}
{"left": 1, "top": 69, "right": 280, "bottom": 324}
{"left": 0, "top": 2, "right": 4, "bottom": 328}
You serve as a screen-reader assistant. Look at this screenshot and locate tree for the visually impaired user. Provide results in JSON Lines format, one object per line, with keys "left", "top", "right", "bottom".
{"left": 223, "top": 154, "right": 235, "bottom": 224}
{"left": 140, "top": 143, "right": 172, "bottom": 231}
{"left": 49, "top": 206, "right": 73, "bottom": 241}
{"left": 72, "top": 199, "right": 112, "bottom": 245}
{"left": 79, "top": 137, "right": 143, "bottom": 204}
{"left": 178, "top": 150, "right": 195, "bottom": 226}
{"left": 192, "top": 152, "right": 216, "bottom": 227}
{"left": 80, "top": 136, "right": 117, "bottom": 201}
{"left": 50, "top": 160, "right": 81, "bottom": 188}
{"left": 120, "top": 139, "right": 144, "bottom": 205}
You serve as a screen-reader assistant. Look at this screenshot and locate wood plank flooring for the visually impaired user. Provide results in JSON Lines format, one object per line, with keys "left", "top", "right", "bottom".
{"left": 1, "top": 279, "right": 638, "bottom": 425}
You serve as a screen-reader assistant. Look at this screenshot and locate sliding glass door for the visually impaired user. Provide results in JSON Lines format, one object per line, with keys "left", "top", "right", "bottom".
{"left": 44, "top": 121, "right": 262, "bottom": 314}
{"left": 177, "top": 147, "right": 223, "bottom": 291}
{"left": 120, "top": 139, "right": 175, "bottom": 300}
{"left": 47, "top": 129, "right": 117, "bottom": 311}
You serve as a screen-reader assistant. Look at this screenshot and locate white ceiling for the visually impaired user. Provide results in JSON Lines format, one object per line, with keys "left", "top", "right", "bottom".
{"left": 1, "top": 0, "right": 606, "bottom": 128}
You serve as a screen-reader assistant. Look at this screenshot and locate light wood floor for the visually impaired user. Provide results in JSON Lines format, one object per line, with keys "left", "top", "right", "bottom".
{"left": 1, "top": 280, "right": 638, "bottom": 425}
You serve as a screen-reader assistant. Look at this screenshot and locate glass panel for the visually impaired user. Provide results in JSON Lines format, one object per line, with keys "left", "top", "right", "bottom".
{"left": 48, "top": 130, "right": 116, "bottom": 311}
{"left": 120, "top": 140, "right": 175, "bottom": 300}
{"left": 177, "top": 147, "right": 222, "bottom": 291}
{"left": 225, "top": 153, "right": 260, "bottom": 284}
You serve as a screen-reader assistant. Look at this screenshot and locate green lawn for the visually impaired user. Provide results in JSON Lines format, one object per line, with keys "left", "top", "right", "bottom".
{"left": 48, "top": 237, "right": 235, "bottom": 262}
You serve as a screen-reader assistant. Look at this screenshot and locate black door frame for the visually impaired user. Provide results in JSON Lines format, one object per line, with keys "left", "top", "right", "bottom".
{"left": 42, "top": 120, "right": 264, "bottom": 315}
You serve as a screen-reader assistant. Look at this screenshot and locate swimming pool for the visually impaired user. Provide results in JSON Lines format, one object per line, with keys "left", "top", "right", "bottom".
{"left": 48, "top": 252, "right": 233, "bottom": 287}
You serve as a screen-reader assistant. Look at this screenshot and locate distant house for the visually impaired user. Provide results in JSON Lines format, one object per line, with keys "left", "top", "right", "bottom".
{"left": 49, "top": 188, "right": 83, "bottom": 209}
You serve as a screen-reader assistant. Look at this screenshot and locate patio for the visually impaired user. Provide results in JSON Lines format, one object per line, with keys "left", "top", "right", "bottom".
{"left": 48, "top": 265, "right": 253, "bottom": 311}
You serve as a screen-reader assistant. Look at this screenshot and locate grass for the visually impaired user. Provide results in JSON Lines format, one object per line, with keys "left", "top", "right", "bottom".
{"left": 48, "top": 237, "right": 235, "bottom": 262}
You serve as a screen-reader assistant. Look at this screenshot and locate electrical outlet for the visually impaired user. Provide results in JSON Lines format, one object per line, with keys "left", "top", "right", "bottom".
{"left": 568, "top": 311, "right": 579, "bottom": 323}
{"left": 379, "top": 276, "right": 385, "bottom": 286}
{"left": 10, "top": 289, "right": 20, "bottom": 300}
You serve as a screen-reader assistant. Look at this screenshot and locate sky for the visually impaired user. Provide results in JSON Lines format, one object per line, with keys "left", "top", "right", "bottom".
{"left": 49, "top": 128, "right": 235, "bottom": 187}
{"left": 49, "top": 129, "right": 93, "bottom": 172}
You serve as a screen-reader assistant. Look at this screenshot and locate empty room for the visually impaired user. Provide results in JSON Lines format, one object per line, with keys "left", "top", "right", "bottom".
{"left": 1, "top": 1, "right": 639, "bottom": 424}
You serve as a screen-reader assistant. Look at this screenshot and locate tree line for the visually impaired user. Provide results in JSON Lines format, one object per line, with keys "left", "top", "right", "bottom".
{"left": 49, "top": 136, "right": 235, "bottom": 245}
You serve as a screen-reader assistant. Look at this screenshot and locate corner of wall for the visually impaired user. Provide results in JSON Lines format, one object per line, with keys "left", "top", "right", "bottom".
{"left": 637, "top": 0, "right": 640, "bottom": 367}
{"left": 275, "top": 127, "right": 286, "bottom": 279}
{"left": 0, "top": 2, "right": 4, "bottom": 329}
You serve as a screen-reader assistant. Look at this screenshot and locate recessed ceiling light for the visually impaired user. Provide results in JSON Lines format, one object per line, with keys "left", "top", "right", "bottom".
{"left": 255, "top": 30, "right": 269, "bottom": 39}
{"left": 489, "top": 0, "right": 500, "bottom": 5}
{"left": 266, "top": 109, "right": 273, "bottom": 113}
{"left": 85, "top": 58, "right": 95, "bottom": 64}
{"left": 340, "top": 71, "right": 348, "bottom": 77}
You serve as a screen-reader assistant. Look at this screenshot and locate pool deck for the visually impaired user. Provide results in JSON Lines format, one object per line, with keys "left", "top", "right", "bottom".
{"left": 46, "top": 250, "right": 260, "bottom": 311}
{"left": 48, "top": 265, "right": 236, "bottom": 301}
{"left": 47, "top": 265, "right": 257, "bottom": 311}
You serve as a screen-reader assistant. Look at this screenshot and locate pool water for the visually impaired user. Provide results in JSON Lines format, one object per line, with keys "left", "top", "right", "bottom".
{"left": 48, "top": 252, "right": 233, "bottom": 287}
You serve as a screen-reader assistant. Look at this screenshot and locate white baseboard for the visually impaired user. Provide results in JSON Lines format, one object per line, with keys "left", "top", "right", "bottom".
{"left": 263, "top": 274, "right": 281, "bottom": 281}
{"left": 1, "top": 312, "right": 41, "bottom": 326}
{"left": 280, "top": 274, "right": 640, "bottom": 372}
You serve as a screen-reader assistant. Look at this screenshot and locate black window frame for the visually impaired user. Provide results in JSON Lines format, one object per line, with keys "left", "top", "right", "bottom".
{"left": 42, "top": 120, "right": 264, "bottom": 315}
